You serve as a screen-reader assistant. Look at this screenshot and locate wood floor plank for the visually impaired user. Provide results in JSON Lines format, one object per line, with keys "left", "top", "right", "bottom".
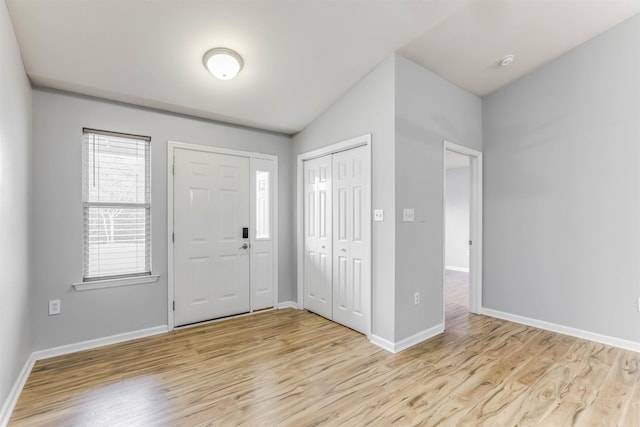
{"left": 573, "top": 348, "right": 639, "bottom": 426}
{"left": 8, "top": 271, "right": 639, "bottom": 426}
{"left": 534, "top": 341, "right": 620, "bottom": 426}
{"left": 621, "top": 374, "right": 640, "bottom": 427}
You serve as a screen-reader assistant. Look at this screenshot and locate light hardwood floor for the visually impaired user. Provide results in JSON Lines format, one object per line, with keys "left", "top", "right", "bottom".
{"left": 10, "top": 274, "right": 640, "bottom": 426}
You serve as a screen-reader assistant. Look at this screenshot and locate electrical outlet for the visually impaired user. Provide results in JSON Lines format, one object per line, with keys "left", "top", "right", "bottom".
{"left": 403, "top": 208, "right": 415, "bottom": 222}
{"left": 49, "top": 299, "right": 61, "bottom": 316}
{"left": 414, "top": 292, "right": 420, "bottom": 305}
{"left": 373, "top": 209, "right": 384, "bottom": 222}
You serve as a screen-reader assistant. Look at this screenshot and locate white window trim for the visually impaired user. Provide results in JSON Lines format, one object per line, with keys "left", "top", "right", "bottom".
{"left": 72, "top": 274, "right": 159, "bottom": 291}
{"left": 82, "top": 128, "right": 153, "bottom": 281}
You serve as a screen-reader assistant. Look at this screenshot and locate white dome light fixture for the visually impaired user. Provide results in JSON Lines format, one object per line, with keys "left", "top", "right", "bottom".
{"left": 203, "top": 48, "right": 243, "bottom": 80}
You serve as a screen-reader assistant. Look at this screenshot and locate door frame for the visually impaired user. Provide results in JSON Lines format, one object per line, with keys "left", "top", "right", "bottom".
{"left": 167, "top": 141, "right": 279, "bottom": 330}
{"left": 442, "top": 140, "right": 483, "bottom": 317}
{"left": 296, "top": 133, "right": 372, "bottom": 337}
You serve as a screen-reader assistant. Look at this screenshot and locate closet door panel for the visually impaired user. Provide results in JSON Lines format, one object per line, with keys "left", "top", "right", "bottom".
{"left": 332, "top": 147, "right": 370, "bottom": 334}
{"left": 303, "top": 156, "right": 332, "bottom": 319}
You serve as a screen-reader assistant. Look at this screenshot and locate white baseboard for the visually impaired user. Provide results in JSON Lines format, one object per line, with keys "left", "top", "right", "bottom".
{"left": 395, "top": 324, "right": 445, "bottom": 353}
{"left": 0, "top": 354, "right": 36, "bottom": 427}
{"left": 1, "top": 325, "right": 169, "bottom": 426}
{"left": 370, "top": 334, "right": 395, "bottom": 352}
{"left": 445, "top": 265, "right": 469, "bottom": 273}
{"left": 33, "top": 325, "right": 168, "bottom": 361}
{"left": 481, "top": 308, "right": 640, "bottom": 353}
{"left": 277, "top": 301, "right": 298, "bottom": 310}
{"left": 371, "top": 323, "right": 445, "bottom": 353}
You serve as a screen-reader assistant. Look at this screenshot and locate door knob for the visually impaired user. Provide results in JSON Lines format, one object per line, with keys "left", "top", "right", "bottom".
{"left": 239, "top": 243, "right": 250, "bottom": 250}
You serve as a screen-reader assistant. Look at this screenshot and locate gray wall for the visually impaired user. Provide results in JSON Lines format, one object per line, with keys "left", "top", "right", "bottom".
{"left": 394, "top": 55, "right": 481, "bottom": 341}
{"left": 0, "top": 0, "right": 32, "bottom": 413}
{"left": 483, "top": 15, "right": 640, "bottom": 343}
{"left": 293, "top": 54, "right": 482, "bottom": 344}
{"left": 292, "top": 56, "right": 397, "bottom": 341}
{"left": 31, "top": 89, "right": 293, "bottom": 350}
{"left": 445, "top": 166, "right": 470, "bottom": 270}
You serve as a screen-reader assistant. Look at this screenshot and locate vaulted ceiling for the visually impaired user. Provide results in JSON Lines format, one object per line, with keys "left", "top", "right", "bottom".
{"left": 6, "top": 0, "right": 639, "bottom": 134}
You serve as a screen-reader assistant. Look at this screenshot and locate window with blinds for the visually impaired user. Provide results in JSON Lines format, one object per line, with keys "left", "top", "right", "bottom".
{"left": 82, "top": 128, "right": 151, "bottom": 281}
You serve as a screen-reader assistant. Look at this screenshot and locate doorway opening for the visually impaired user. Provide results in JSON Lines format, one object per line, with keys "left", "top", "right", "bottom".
{"left": 443, "top": 141, "right": 482, "bottom": 329}
{"left": 445, "top": 150, "right": 470, "bottom": 326}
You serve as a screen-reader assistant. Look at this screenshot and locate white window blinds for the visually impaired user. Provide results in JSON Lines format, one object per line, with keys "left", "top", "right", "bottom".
{"left": 82, "top": 129, "right": 151, "bottom": 280}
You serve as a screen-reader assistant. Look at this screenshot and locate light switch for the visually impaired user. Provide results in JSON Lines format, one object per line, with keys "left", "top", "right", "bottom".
{"left": 403, "top": 208, "right": 415, "bottom": 222}
{"left": 374, "top": 209, "right": 384, "bottom": 222}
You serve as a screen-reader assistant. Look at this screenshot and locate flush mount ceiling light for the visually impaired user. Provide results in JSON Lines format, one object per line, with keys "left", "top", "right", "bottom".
{"left": 500, "top": 54, "right": 515, "bottom": 67}
{"left": 203, "top": 48, "right": 243, "bottom": 80}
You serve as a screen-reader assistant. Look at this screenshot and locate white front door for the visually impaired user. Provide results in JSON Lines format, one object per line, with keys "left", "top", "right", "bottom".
{"left": 173, "top": 149, "right": 250, "bottom": 326}
{"left": 303, "top": 155, "right": 333, "bottom": 319}
{"left": 332, "top": 146, "right": 370, "bottom": 334}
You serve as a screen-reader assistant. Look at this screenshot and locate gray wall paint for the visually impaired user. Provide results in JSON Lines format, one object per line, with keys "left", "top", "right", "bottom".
{"left": 483, "top": 15, "right": 640, "bottom": 343}
{"left": 0, "top": 0, "right": 32, "bottom": 411}
{"left": 293, "top": 54, "right": 482, "bottom": 344}
{"left": 31, "top": 89, "right": 293, "bottom": 350}
{"left": 292, "top": 56, "right": 397, "bottom": 341}
{"left": 445, "top": 167, "right": 470, "bottom": 270}
{"left": 394, "top": 55, "right": 481, "bottom": 341}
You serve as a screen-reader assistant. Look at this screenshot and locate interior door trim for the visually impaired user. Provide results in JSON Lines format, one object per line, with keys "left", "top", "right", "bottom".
{"left": 167, "top": 141, "right": 279, "bottom": 330}
{"left": 442, "top": 140, "right": 483, "bottom": 318}
{"left": 296, "top": 133, "right": 372, "bottom": 337}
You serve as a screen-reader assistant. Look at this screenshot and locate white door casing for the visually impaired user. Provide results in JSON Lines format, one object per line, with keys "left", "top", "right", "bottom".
{"left": 303, "top": 155, "right": 333, "bottom": 319}
{"left": 443, "top": 140, "right": 483, "bottom": 318}
{"left": 298, "top": 134, "right": 372, "bottom": 337}
{"left": 332, "top": 146, "right": 371, "bottom": 334}
{"left": 173, "top": 149, "right": 250, "bottom": 326}
{"left": 168, "top": 141, "right": 279, "bottom": 329}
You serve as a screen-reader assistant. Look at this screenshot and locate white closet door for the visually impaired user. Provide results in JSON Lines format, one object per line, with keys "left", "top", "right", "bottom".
{"left": 174, "top": 149, "right": 250, "bottom": 326}
{"left": 303, "top": 155, "right": 333, "bottom": 319}
{"left": 332, "top": 146, "right": 370, "bottom": 334}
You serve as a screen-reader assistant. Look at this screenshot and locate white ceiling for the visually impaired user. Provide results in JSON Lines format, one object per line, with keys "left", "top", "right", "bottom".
{"left": 6, "top": 0, "right": 639, "bottom": 134}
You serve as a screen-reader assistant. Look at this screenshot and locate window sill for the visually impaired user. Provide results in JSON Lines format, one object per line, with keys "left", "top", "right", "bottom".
{"left": 72, "top": 275, "right": 160, "bottom": 291}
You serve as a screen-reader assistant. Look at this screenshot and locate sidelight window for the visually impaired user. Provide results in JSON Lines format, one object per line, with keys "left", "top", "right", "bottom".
{"left": 255, "top": 170, "right": 271, "bottom": 239}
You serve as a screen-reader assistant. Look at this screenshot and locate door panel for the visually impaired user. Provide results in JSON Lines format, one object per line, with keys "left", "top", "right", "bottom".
{"left": 303, "top": 156, "right": 332, "bottom": 319}
{"left": 174, "top": 149, "right": 250, "bottom": 326}
{"left": 251, "top": 158, "right": 276, "bottom": 310}
{"left": 332, "top": 147, "right": 370, "bottom": 334}
{"left": 353, "top": 259, "right": 363, "bottom": 314}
